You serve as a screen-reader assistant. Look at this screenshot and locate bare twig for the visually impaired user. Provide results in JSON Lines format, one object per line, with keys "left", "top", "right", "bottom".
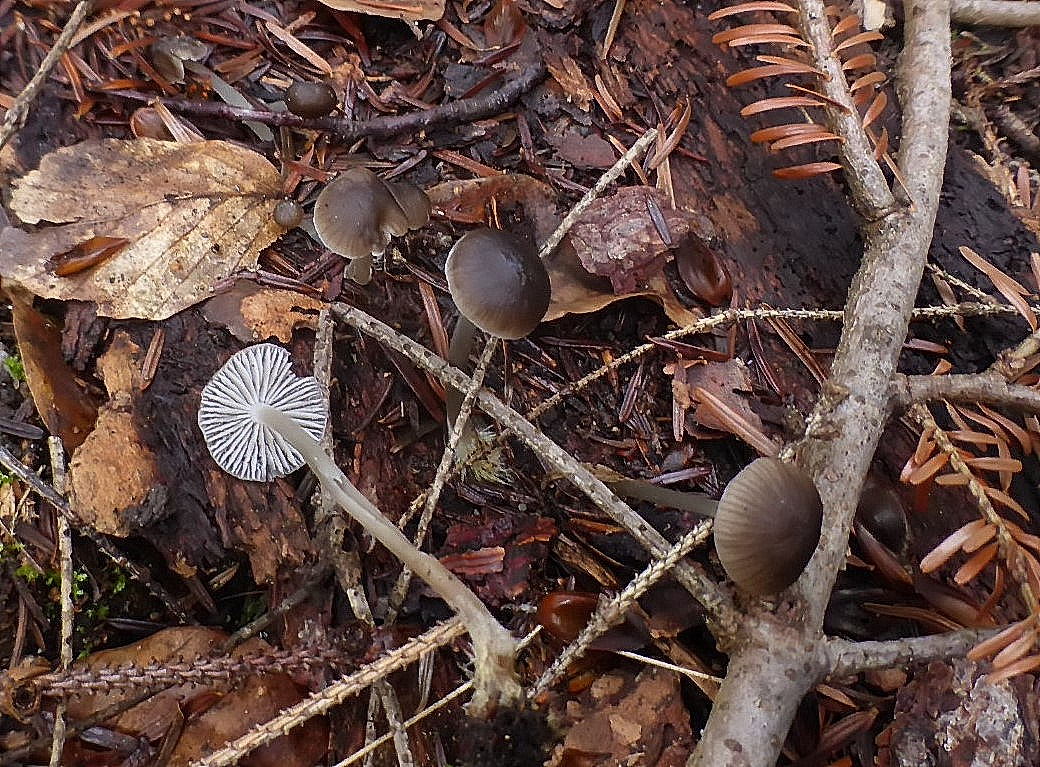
{"left": 119, "top": 64, "right": 547, "bottom": 142}
{"left": 0, "top": 1, "right": 94, "bottom": 151}
{"left": 825, "top": 628, "right": 999, "bottom": 676}
{"left": 951, "top": 0, "right": 1040, "bottom": 26}
{"left": 690, "top": 3, "right": 953, "bottom": 765}
{"left": 796, "top": 0, "right": 897, "bottom": 219}
{"left": 47, "top": 438, "right": 71, "bottom": 767}
{"left": 891, "top": 371, "right": 1040, "bottom": 413}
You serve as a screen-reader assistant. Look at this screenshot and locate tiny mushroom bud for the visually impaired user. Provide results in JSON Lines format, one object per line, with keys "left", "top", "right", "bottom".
{"left": 273, "top": 199, "right": 304, "bottom": 230}
{"left": 713, "top": 457, "right": 823, "bottom": 595}
{"left": 198, "top": 344, "right": 519, "bottom": 713}
{"left": 284, "top": 80, "right": 338, "bottom": 118}
{"left": 312, "top": 168, "right": 431, "bottom": 285}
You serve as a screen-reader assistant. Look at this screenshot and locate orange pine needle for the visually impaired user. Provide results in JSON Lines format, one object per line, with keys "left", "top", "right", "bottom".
{"left": 708, "top": 1, "right": 797, "bottom": 19}
{"left": 771, "top": 162, "right": 842, "bottom": 179}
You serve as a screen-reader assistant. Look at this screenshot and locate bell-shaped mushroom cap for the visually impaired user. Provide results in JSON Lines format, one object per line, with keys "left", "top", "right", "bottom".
{"left": 385, "top": 179, "right": 432, "bottom": 230}
{"left": 444, "top": 228, "right": 551, "bottom": 339}
{"left": 713, "top": 457, "right": 823, "bottom": 595}
{"left": 198, "top": 344, "right": 327, "bottom": 483}
{"left": 312, "top": 168, "right": 429, "bottom": 260}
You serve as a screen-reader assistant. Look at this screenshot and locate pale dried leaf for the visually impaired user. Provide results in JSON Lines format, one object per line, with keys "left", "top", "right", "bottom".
{"left": 968, "top": 618, "right": 1031, "bottom": 661}
{"left": 920, "top": 519, "right": 989, "bottom": 573}
{"left": 0, "top": 138, "right": 283, "bottom": 320}
{"left": 314, "top": 0, "right": 443, "bottom": 21}
{"left": 959, "top": 245, "right": 1037, "bottom": 331}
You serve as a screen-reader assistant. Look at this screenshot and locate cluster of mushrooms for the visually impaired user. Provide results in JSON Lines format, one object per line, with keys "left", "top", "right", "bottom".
{"left": 198, "top": 151, "right": 825, "bottom": 714}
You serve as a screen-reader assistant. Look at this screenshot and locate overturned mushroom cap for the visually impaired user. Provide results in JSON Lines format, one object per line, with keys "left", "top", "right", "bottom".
{"left": 713, "top": 457, "right": 823, "bottom": 595}
{"left": 312, "top": 168, "right": 430, "bottom": 261}
{"left": 445, "top": 228, "right": 551, "bottom": 339}
{"left": 197, "top": 344, "right": 327, "bottom": 482}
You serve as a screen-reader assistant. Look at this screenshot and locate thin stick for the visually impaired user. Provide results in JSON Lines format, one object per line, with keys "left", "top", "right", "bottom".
{"left": 47, "top": 437, "right": 72, "bottom": 767}
{"left": 0, "top": 1, "right": 95, "bottom": 151}
{"left": 121, "top": 64, "right": 547, "bottom": 142}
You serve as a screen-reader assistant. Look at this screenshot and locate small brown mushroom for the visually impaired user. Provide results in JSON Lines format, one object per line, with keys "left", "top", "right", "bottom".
{"left": 443, "top": 228, "right": 551, "bottom": 431}
{"left": 713, "top": 457, "right": 823, "bottom": 595}
{"left": 284, "top": 81, "right": 338, "bottom": 118}
{"left": 312, "top": 168, "right": 430, "bottom": 285}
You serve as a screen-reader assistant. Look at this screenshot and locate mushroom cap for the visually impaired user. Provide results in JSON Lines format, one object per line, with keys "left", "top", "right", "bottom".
{"left": 197, "top": 344, "right": 327, "bottom": 483}
{"left": 713, "top": 457, "right": 823, "bottom": 595}
{"left": 444, "top": 228, "right": 551, "bottom": 339}
{"left": 284, "top": 80, "right": 338, "bottom": 118}
{"left": 312, "top": 168, "right": 429, "bottom": 261}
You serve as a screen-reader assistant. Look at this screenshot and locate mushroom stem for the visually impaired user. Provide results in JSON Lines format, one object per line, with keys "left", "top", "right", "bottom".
{"left": 607, "top": 478, "right": 719, "bottom": 517}
{"left": 445, "top": 315, "right": 479, "bottom": 428}
{"left": 257, "top": 405, "right": 521, "bottom": 712}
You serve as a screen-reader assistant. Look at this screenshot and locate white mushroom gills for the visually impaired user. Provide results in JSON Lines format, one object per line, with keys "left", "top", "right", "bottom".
{"left": 198, "top": 344, "right": 520, "bottom": 713}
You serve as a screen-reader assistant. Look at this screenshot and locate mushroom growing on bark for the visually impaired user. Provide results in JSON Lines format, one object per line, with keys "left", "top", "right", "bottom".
{"left": 443, "top": 228, "right": 551, "bottom": 427}
{"left": 197, "top": 343, "right": 519, "bottom": 713}
{"left": 713, "top": 457, "right": 823, "bottom": 595}
{"left": 312, "top": 168, "right": 430, "bottom": 285}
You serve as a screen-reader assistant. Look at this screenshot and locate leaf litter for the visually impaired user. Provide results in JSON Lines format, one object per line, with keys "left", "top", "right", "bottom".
{"left": 0, "top": 138, "right": 284, "bottom": 320}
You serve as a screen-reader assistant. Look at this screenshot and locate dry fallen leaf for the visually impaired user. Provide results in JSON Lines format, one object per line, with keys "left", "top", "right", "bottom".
{"left": 0, "top": 138, "right": 284, "bottom": 320}
{"left": 6, "top": 285, "right": 98, "bottom": 451}
{"left": 201, "top": 283, "right": 326, "bottom": 343}
{"left": 314, "top": 0, "right": 444, "bottom": 22}
{"left": 69, "top": 332, "right": 164, "bottom": 536}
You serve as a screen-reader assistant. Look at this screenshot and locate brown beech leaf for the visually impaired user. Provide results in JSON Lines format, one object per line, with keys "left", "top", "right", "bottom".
{"left": 314, "top": 0, "right": 443, "bottom": 21}
{"left": 0, "top": 138, "right": 283, "bottom": 320}
{"left": 426, "top": 174, "right": 557, "bottom": 234}
{"left": 6, "top": 286, "right": 98, "bottom": 451}
{"left": 68, "top": 332, "right": 164, "bottom": 537}
{"left": 201, "top": 283, "right": 326, "bottom": 344}
{"left": 544, "top": 240, "right": 701, "bottom": 327}
{"left": 60, "top": 627, "right": 328, "bottom": 767}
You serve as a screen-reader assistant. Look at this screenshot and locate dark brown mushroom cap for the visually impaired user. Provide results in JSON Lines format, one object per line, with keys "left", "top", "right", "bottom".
{"left": 444, "top": 228, "right": 551, "bottom": 339}
{"left": 312, "top": 168, "right": 430, "bottom": 261}
{"left": 713, "top": 457, "right": 823, "bottom": 595}
{"left": 284, "top": 81, "right": 338, "bottom": 118}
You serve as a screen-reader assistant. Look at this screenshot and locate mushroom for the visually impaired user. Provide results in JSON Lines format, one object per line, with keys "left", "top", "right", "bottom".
{"left": 443, "top": 228, "right": 551, "bottom": 427}
{"left": 197, "top": 343, "right": 520, "bottom": 713}
{"left": 273, "top": 199, "right": 304, "bottom": 230}
{"left": 312, "top": 168, "right": 431, "bottom": 285}
{"left": 284, "top": 80, "right": 338, "bottom": 118}
{"left": 713, "top": 457, "right": 823, "bottom": 595}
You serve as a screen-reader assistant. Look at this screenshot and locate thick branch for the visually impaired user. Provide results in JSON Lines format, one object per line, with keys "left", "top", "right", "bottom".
{"left": 891, "top": 371, "right": 1040, "bottom": 413}
{"left": 951, "top": 0, "right": 1040, "bottom": 26}
{"left": 689, "top": 3, "right": 952, "bottom": 765}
